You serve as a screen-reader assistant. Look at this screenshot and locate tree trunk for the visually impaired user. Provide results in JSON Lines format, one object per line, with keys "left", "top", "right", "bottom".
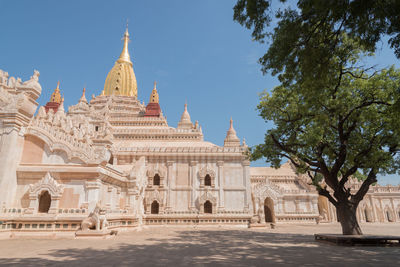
{"left": 337, "top": 202, "right": 363, "bottom": 235}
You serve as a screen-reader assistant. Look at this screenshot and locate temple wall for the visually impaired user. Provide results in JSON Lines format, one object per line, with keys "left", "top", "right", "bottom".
{"left": 224, "top": 191, "right": 245, "bottom": 211}
{"left": 145, "top": 160, "right": 250, "bottom": 213}
{"left": 223, "top": 163, "right": 243, "bottom": 187}
{"left": 20, "top": 135, "right": 44, "bottom": 164}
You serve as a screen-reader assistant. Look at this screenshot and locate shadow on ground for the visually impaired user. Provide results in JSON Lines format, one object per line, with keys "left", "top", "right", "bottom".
{"left": 0, "top": 229, "right": 398, "bottom": 266}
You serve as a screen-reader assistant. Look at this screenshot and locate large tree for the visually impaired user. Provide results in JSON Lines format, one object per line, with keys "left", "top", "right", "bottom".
{"left": 234, "top": 0, "right": 400, "bottom": 235}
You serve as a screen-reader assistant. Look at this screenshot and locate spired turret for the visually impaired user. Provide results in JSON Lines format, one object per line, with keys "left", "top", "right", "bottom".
{"left": 103, "top": 27, "right": 138, "bottom": 97}
{"left": 177, "top": 103, "right": 193, "bottom": 129}
{"left": 44, "top": 81, "right": 62, "bottom": 113}
{"left": 144, "top": 81, "right": 161, "bottom": 117}
{"left": 79, "top": 87, "right": 88, "bottom": 104}
{"left": 224, "top": 117, "right": 240, "bottom": 147}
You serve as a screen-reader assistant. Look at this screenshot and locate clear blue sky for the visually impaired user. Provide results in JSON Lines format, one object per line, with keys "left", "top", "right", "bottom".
{"left": 1, "top": 0, "right": 399, "bottom": 185}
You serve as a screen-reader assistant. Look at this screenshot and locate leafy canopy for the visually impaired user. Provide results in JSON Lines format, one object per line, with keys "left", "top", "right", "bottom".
{"left": 234, "top": 0, "right": 400, "bottom": 235}
{"left": 234, "top": 0, "right": 400, "bottom": 85}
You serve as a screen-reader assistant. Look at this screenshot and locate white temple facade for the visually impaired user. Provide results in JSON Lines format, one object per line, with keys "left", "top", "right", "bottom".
{"left": 0, "top": 28, "right": 399, "bottom": 235}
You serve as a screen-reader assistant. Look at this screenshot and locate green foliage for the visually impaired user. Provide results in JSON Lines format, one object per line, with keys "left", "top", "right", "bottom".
{"left": 235, "top": 0, "right": 400, "bottom": 234}
{"left": 253, "top": 66, "right": 400, "bottom": 175}
{"left": 234, "top": 0, "right": 400, "bottom": 83}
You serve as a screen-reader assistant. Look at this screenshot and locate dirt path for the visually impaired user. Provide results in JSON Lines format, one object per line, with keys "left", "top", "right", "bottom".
{"left": 0, "top": 223, "right": 399, "bottom": 266}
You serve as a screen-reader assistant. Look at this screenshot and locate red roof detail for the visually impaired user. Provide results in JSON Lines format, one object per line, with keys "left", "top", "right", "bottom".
{"left": 44, "top": 102, "right": 60, "bottom": 113}
{"left": 144, "top": 102, "right": 161, "bottom": 117}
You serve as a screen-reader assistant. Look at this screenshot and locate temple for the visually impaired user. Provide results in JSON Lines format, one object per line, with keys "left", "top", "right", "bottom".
{"left": 0, "top": 27, "right": 399, "bottom": 236}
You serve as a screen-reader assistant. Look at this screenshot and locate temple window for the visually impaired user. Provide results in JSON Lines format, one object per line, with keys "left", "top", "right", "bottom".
{"left": 204, "top": 200, "right": 212, "bottom": 214}
{"left": 204, "top": 174, "right": 211, "bottom": 186}
{"left": 153, "top": 174, "right": 160, "bottom": 186}
{"left": 151, "top": 201, "right": 159, "bottom": 214}
{"left": 95, "top": 126, "right": 99, "bottom": 132}
{"left": 38, "top": 191, "right": 51, "bottom": 213}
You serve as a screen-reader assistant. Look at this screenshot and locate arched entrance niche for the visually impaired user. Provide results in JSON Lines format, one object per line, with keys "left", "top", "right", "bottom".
{"left": 147, "top": 167, "right": 166, "bottom": 187}
{"left": 264, "top": 197, "right": 276, "bottom": 223}
{"left": 198, "top": 166, "right": 216, "bottom": 188}
{"left": 153, "top": 174, "right": 160, "bottom": 186}
{"left": 151, "top": 201, "right": 159, "bottom": 214}
{"left": 251, "top": 181, "right": 280, "bottom": 223}
{"left": 204, "top": 200, "right": 212, "bottom": 214}
{"left": 385, "top": 207, "right": 394, "bottom": 222}
{"left": 28, "top": 172, "right": 64, "bottom": 214}
{"left": 204, "top": 174, "right": 212, "bottom": 186}
{"left": 38, "top": 191, "right": 51, "bottom": 213}
{"left": 397, "top": 205, "right": 400, "bottom": 220}
{"left": 363, "top": 206, "right": 373, "bottom": 222}
{"left": 199, "top": 191, "right": 217, "bottom": 214}
{"left": 145, "top": 190, "right": 164, "bottom": 215}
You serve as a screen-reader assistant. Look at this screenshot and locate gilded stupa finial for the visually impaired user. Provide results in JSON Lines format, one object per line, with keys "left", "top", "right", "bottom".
{"left": 149, "top": 81, "right": 159, "bottom": 103}
{"left": 50, "top": 81, "right": 62, "bottom": 104}
{"left": 118, "top": 21, "right": 131, "bottom": 63}
{"left": 103, "top": 25, "right": 137, "bottom": 97}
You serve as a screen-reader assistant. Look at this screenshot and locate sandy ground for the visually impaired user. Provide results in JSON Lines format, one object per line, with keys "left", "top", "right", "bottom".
{"left": 0, "top": 223, "right": 399, "bottom": 266}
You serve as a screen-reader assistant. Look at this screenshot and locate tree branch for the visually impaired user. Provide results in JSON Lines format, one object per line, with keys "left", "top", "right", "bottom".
{"left": 352, "top": 168, "right": 377, "bottom": 204}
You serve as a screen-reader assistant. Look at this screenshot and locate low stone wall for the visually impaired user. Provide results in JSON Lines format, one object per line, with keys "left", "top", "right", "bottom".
{"left": 144, "top": 214, "right": 252, "bottom": 226}
{"left": 0, "top": 215, "right": 139, "bottom": 238}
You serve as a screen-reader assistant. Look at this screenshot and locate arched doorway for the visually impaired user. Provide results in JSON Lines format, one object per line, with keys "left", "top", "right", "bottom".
{"left": 153, "top": 174, "right": 160, "bottom": 186}
{"left": 151, "top": 201, "right": 159, "bottom": 214}
{"left": 204, "top": 200, "right": 212, "bottom": 214}
{"left": 364, "top": 208, "right": 372, "bottom": 222}
{"left": 264, "top": 197, "right": 275, "bottom": 223}
{"left": 204, "top": 174, "right": 211, "bottom": 186}
{"left": 38, "top": 191, "right": 51, "bottom": 213}
{"left": 386, "top": 209, "right": 394, "bottom": 222}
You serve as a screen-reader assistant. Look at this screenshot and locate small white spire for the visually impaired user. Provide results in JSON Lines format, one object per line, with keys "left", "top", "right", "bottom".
{"left": 178, "top": 102, "right": 193, "bottom": 129}
{"left": 224, "top": 117, "right": 240, "bottom": 147}
{"left": 79, "top": 87, "right": 88, "bottom": 103}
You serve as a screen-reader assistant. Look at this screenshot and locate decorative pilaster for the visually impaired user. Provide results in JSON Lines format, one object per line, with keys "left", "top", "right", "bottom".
{"left": 190, "top": 161, "right": 197, "bottom": 209}
{"left": 106, "top": 185, "right": 113, "bottom": 211}
{"left": 277, "top": 198, "right": 284, "bottom": 215}
{"left": 242, "top": 159, "right": 251, "bottom": 210}
{"left": 126, "top": 187, "right": 138, "bottom": 214}
{"left": 311, "top": 197, "right": 318, "bottom": 214}
{"left": 390, "top": 198, "right": 397, "bottom": 222}
{"left": 85, "top": 179, "right": 102, "bottom": 212}
{"left": 294, "top": 199, "right": 300, "bottom": 212}
{"left": 370, "top": 195, "right": 377, "bottom": 222}
{"left": 166, "top": 161, "right": 174, "bottom": 209}
{"left": 217, "top": 161, "right": 224, "bottom": 209}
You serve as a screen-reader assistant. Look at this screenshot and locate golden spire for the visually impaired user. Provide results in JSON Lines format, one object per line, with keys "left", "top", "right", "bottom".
{"left": 50, "top": 81, "right": 62, "bottom": 104}
{"left": 103, "top": 24, "right": 138, "bottom": 97}
{"left": 118, "top": 27, "right": 131, "bottom": 64}
{"left": 149, "top": 81, "right": 159, "bottom": 103}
